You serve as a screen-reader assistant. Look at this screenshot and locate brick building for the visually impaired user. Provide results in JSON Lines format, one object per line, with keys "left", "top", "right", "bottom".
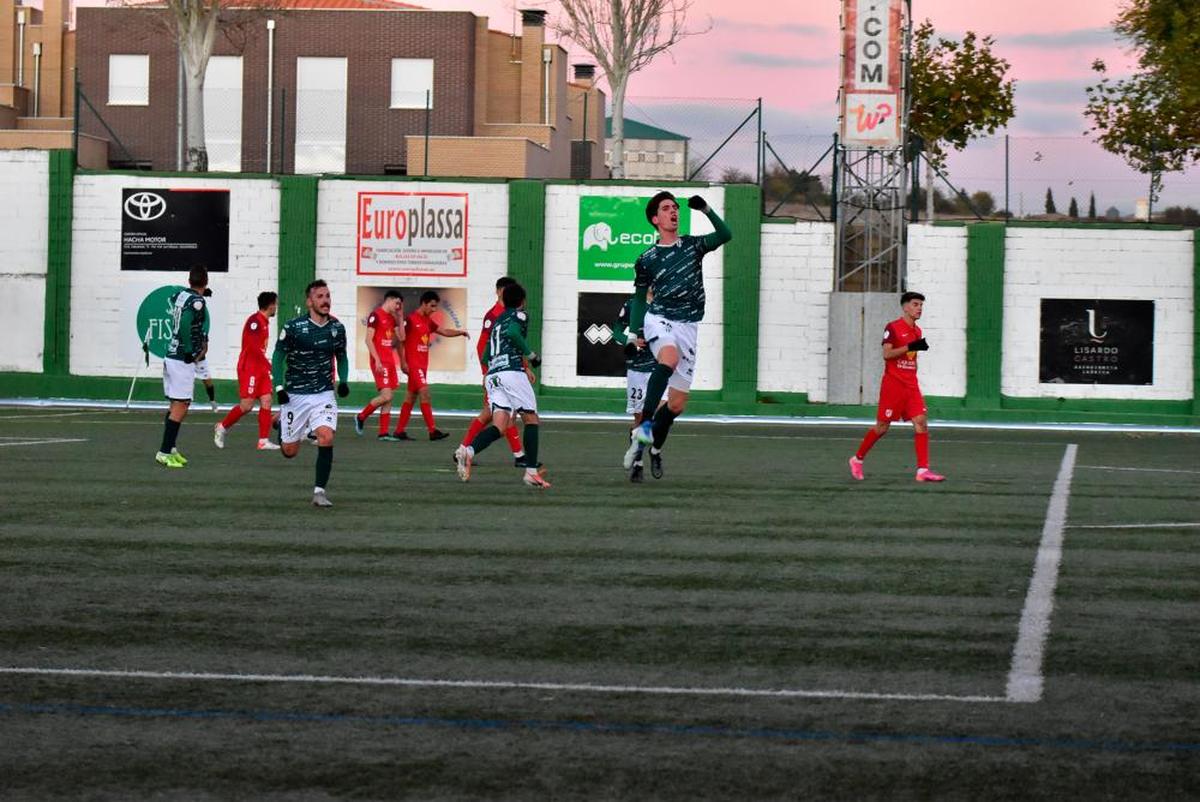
{"left": 605, "top": 117, "right": 688, "bottom": 181}
{"left": 74, "top": 2, "right": 606, "bottom": 177}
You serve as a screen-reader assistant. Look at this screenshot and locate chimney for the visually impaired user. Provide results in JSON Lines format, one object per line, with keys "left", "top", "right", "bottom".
{"left": 519, "top": 8, "right": 547, "bottom": 26}
{"left": 573, "top": 63, "right": 595, "bottom": 86}
{"left": 518, "top": 8, "right": 546, "bottom": 123}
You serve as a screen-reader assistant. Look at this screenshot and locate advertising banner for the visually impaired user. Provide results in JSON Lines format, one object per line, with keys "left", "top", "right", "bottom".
{"left": 578, "top": 195, "right": 691, "bottom": 281}
{"left": 120, "top": 188, "right": 230, "bottom": 272}
{"left": 354, "top": 286, "right": 469, "bottom": 372}
{"left": 576, "top": 292, "right": 631, "bottom": 377}
{"left": 1039, "top": 299, "right": 1154, "bottom": 385}
{"left": 839, "top": 0, "right": 904, "bottom": 147}
{"left": 356, "top": 192, "right": 468, "bottom": 277}
{"left": 120, "top": 282, "right": 228, "bottom": 365}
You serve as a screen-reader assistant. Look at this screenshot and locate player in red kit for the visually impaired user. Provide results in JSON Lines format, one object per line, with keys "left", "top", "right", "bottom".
{"left": 849, "top": 291, "right": 945, "bottom": 482}
{"left": 214, "top": 291, "right": 279, "bottom": 450}
{"left": 354, "top": 290, "right": 406, "bottom": 440}
{"left": 391, "top": 290, "right": 469, "bottom": 441}
{"left": 459, "top": 276, "right": 526, "bottom": 464}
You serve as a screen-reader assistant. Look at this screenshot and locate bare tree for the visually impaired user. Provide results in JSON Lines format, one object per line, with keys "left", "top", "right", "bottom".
{"left": 548, "top": 0, "right": 709, "bottom": 179}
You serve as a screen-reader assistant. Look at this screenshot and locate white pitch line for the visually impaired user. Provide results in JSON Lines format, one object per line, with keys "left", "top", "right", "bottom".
{"left": 0, "top": 437, "right": 89, "bottom": 448}
{"left": 1067, "top": 522, "right": 1200, "bottom": 530}
{"left": 0, "top": 667, "right": 1007, "bottom": 705}
{"left": 1077, "top": 465, "right": 1200, "bottom": 476}
{"left": 1006, "top": 443, "right": 1077, "bottom": 704}
{"left": 0, "top": 411, "right": 92, "bottom": 421}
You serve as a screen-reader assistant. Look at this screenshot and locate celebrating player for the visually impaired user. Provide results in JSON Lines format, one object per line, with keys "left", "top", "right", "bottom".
{"left": 391, "top": 290, "right": 469, "bottom": 441}
{"left": 272, "top": 280, "right": 350, "bottom": 507}
{"left": 214, "top": 291, "right": 280, "bottom": 450}
{"left": 458, "top": 276, "right": 526, "bottom": 465}
{"left": 611, "top": 295, "right": 657, "bottom": 482}
{"left": 849, "top": 291, "right": 946, "bottom": 483}
{"left": 454, "top": 282, "right": 550, "bottom": 488}
{"left": 354, "top": 290, "right": 406, "bottom": 440}
{"left": 623, "top": 192, "right": 732, "bottom": 478}
{"left": 155, "top": 266, "right": 209, "bottom": 468}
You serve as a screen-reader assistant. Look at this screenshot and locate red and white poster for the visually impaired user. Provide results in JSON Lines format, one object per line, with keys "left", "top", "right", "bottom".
{"left": 356, "top": 191, "right": 468, "bottom": 277}
{"left": 840, "top": 0, "right": 904, "bottom": 147}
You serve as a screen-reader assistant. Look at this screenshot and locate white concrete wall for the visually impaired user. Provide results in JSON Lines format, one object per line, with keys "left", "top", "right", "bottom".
{"left": 542, "top": 185, "right": 726, "bottom": 390}
{"left": 70, "top": 174, "right": 281, "bottom": 378}
{"left": 905, "top": 225, "right": 969, "bottom": 398}
{"left": 1002, "top": 227, "right": 1194, "bottom": 400}
{"left": 756, "top": 221, "right": 834, "bottom": 401}
{"left": 314, "top": 180, "right": 509, "bottom": 385}
{"left": 0, "top": 151, "right": 49, "bottom": 372}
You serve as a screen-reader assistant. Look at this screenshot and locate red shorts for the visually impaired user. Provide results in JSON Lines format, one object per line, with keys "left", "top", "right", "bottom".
{"left": 407, "top": 366, "right": 429, "bottom": 392}
{"left": 371, "top": 358, "right": 401, "bottom": 390}
{"left": 877, "top": 375, "right": 926, "bottom": 424}
{"left": 238, "top": 367, "right": 272, "bottom": 399}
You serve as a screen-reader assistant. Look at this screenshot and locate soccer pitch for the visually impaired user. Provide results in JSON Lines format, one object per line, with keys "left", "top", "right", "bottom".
{"left": 1, "top": 407, "right": 1198, "bottom": 799}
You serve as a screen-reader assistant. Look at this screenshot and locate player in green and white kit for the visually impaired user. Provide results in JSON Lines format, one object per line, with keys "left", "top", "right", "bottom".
{"left": 624, "top": 192, "right": 732, "bottom": 478}
{"left": 155, "top": 266, "right": 209, "bottom": 468}
{"left": 612, "top": 296, "right": 657, "bottom": 482}
{"left": 272, "top": 279, "right": 350, "bottom": 507}
{"left": 454, "top": 282, "right": 550, "bottom": 489}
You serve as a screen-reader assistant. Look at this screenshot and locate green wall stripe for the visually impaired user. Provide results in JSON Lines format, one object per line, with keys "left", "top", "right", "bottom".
{"left": 43, "top": 150, "right": 75, "bottom": 375}
{"left": 1194, "top": 229, "right": 1200, "bottom": 415}
{"left": 277, "top": 176, "right": 318, "bottom": 323}
{"left": 721, "top": 185, "right": 762, "bottom": 401}
{"left": 965, "top": 222, "right": 1005, "bottom": 407}
{"left": 506, "top": 180, "right": 546, "bottom": 360}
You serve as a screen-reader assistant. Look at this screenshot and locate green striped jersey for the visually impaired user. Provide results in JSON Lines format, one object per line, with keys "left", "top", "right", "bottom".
{"left": 486, "top": 308, "right": 530, "bottom": 375}
{"left": 274, "top": 314, "right": 348, "bottom": 394}
{"left": 633, "top": 235, "right": 719, "bottom": 323}
{"left": 166, "top": 289, "right": 207, "bottom": 361}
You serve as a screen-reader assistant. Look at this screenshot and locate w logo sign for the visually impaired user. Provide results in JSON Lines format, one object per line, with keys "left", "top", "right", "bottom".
{"left": 849, "top": 100, "right": 894, "bottom": 133}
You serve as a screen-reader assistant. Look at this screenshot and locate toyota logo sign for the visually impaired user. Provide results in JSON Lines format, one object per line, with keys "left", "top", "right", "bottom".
{"left": 124, "top": 191, "right": 167, "bottom": 221}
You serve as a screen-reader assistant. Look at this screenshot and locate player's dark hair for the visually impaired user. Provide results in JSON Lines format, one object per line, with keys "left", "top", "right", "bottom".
{"left": 645, "top": 191, "right": 676, "bottom": 227}
{"left": 188, "top": 266, "right": 208, "bottom": 289}
{"left": 502, "top": 282, "right": 526, "bottom": 309}
{"left": 257, "top": 291, "right": 277, "bottom": 310}
{"left": 305, "top": 279, "right": 327, "bottom": 296}
{"left": 496, "top": 276, "right": 517, "bottom": 291}
{"left": 384, "top": 290, "right": 403, "bottom": 301}
{"left": 419, "top": 290, "right": 440, "bottom": 305}
{"left": 901, "top": 291, "right": 925, "bottom": 305}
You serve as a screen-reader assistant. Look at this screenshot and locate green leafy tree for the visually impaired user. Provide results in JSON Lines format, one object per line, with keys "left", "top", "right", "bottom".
{"left": 909, "top": 20, "right": 1016, "bottom": 220}
{"left": 1068, "top": 197, "right": 1079, "bottom": 218}
{"left": 719, "top": 167, "right": 755, "bottom": 184}
{"left": 1161, "top": 206, "right": 1200, "bottom": 226}
{"left": 1045, "top": 188, "right": 1057, "bottom": 215}
{"left": 1085, "top": 0, "right": 1200, "bottom": 199}
{"left": 1088, "top": 192, "right": 1097, "bottom": 219}
{"left": 969, "top": 190, "right": 996, "bottom": 216}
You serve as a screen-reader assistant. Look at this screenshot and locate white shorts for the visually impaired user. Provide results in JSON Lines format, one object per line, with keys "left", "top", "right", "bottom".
{"left": 643, "top": 312, "right": 698, "bottom": 392}
{"left": 485, "top": 370, "right": 537, "bottom": 415}
{"left": 162, "top": 358, "right": 196, "bottom": 401}
{"left": 626, "top": 370, "right": 651, "bottom": 414}
{"left": 193, "top": 359, "right": 211, "bottom": 381}
{"left": 279, "top": 390, "right": 338, "bottom": 444}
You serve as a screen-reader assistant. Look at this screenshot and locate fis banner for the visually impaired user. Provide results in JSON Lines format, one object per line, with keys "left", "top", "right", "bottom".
{"left": 1039, "top": 299, "right": 1154, "bottom": 385}
{"left": 357, "top": 192, "right": 468, "bottom": 277}
{"left": 578, "top": 195, "right": 691, "bottom": 281}
{"left": 354, "top": 286, "right": 468, "bottom": 372}
{"left": 120, "top": 188, "right": 230, "bottom": 272}
{"left": 577, "top": 292, "right": 629, "bottom": 377}
{"left": 840, "top": 0, "right": 904, "bottom": 147}
{"left": 119, "top": 282, "right": 228, "bottom": 365}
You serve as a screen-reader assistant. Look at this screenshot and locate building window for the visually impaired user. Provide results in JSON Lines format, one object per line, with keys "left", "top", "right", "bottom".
{"left": 295, "top": 56, "right": 347, "bottom": 174}
{"left": 203, "top": 56, "right": 243, "bottom": 172}
{"left": 391, "top": 59, "right": 434, "bottom": 109}
{"left": 108, "top": 54, "right": 149, "bottom": 106}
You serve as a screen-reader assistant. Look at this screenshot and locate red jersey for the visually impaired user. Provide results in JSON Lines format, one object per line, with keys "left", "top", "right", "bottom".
{"left": 882, "top": 317, "right": 922, "bottom": 387}
{"left": 476, "top": 300, "right": 505, "bottom": 373}
{"left": 237, "top": 311, "right": 271, "bottom": 372}
{"left": 404, "top": 311, "right": 440, "bottom": 368}
{"left": 366, "top": 305, "right": 400, "bottom": 366}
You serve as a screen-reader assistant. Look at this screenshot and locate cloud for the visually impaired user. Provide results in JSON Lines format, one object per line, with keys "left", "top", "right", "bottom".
{"left": 1016, "top": 79, "right": 1093, "bottom": 105}
{"left": 1001, "top": 28, "right": 1118, "bottom": 48}
{"left": 730, "top": 52, "right": 835, "bottom": 69}
{"left": 713, "top": 17, "right": 828, "bottom": 37}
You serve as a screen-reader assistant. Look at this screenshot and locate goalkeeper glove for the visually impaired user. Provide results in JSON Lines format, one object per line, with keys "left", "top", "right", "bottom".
{"left": 337, "top": 382, "right": 350, "bottom": 398}
{"left": 275, "top": 385, "right": 290, "bottom": 405}
{"left": 527, "top": 353, "right": 542, "bottom": 368}
{"left": 687, "top": 195, "right": 708, "bottom": 212}
{"left": 908, "top": 338, "right": 929, "bottom": 352}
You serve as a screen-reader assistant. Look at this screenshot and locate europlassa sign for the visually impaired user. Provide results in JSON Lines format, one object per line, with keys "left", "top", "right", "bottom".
{"left": 356, "top": 191, "right": 468, "bottom": 277}
{"left": 578, "top": 195, "right": 690, "bottom": 281}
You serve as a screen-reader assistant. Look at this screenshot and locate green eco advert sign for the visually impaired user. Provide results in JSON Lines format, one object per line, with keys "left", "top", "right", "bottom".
{"left": 578, "top": 196, "right": 690, "bottom": 281}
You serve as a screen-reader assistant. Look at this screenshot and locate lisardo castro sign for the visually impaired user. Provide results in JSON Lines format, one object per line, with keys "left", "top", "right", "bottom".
{"left": 1039, "top": 299, "right": 1155, "bottom": 385}
{"left": 120, "top": 188, "right": 230, "bottom": 272}
{"left": 839, "top": 0, "right": 904, "bottom": 147}
{"left": 356, "top": 191, "right": 468, "bottom": 277}
{"left": 576, "top": 292, "right": 629, "bottom": 377}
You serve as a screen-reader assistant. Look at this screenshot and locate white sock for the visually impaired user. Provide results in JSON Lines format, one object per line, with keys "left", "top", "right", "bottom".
{"left": 314, "top": 486, "right": 325, "bottom": 494}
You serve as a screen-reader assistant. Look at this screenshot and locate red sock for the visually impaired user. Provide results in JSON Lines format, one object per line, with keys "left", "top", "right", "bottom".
{"left": 379, "top": 410, "right": 391, "bottom": 435}
{"left": 220, "top": 406, "right": 246, "bottom": 429}
{"left": 462, "top": 418, "right": 485, "bottom": 448}
{"left": 420, "top": 401, "right": 436, "bottom": 433}
{"left": 357, "top": 402, "right": 378, "bottom": 423}
{"left": 395, "top": 402, "right": 413, "bottom": 434}
{"left": 505, "top": 425, "right": 523, "bottom": 454}
{"left": 257, "top": 407, "right": 271, "bottom": 439}
{"left": 856, "top": 429, "right": 883, "bottom": 460}
{"left": 914, "top": 431, "right": 930, "bottom": 469}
